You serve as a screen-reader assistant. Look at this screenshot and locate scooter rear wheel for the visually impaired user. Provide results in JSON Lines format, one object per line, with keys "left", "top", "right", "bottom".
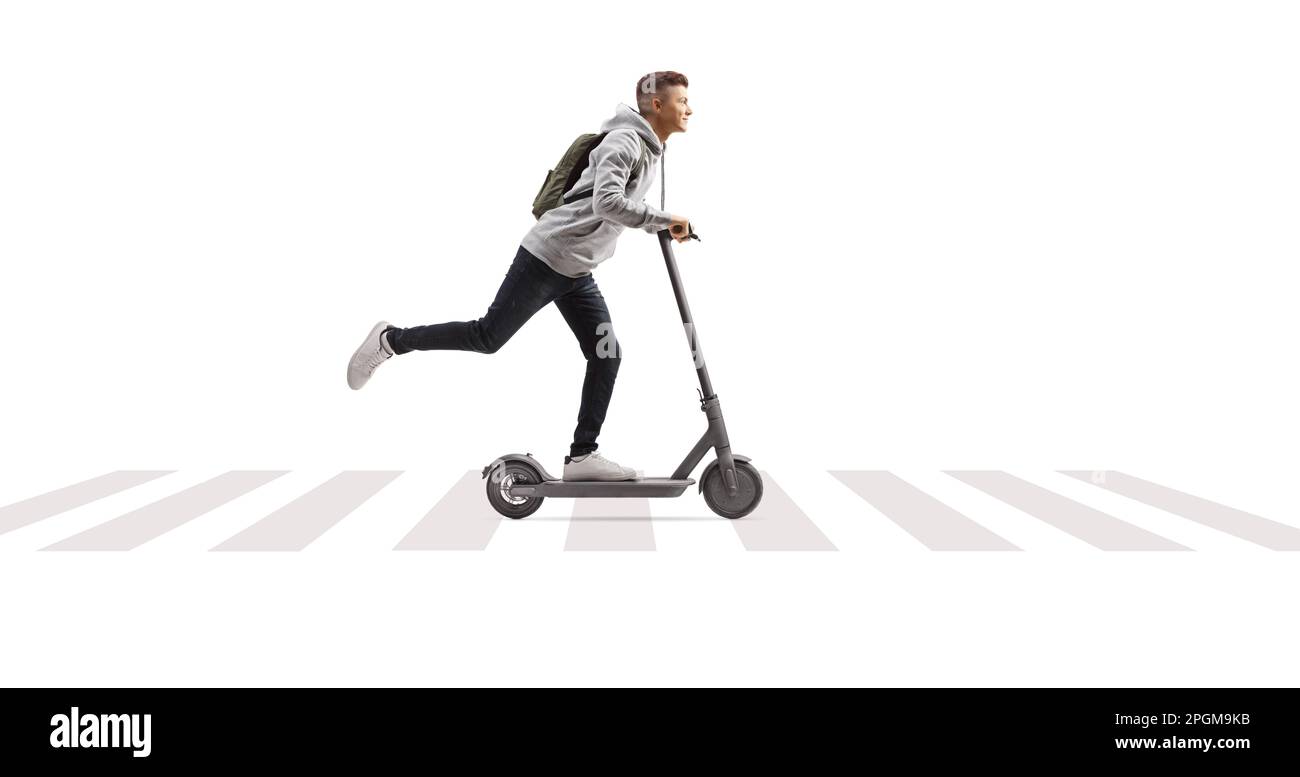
{"left": 486, "top": 461, "right": 544, "bottom": 519}
{"left": 702, "top": 460, "right": 763, "bottom": 519}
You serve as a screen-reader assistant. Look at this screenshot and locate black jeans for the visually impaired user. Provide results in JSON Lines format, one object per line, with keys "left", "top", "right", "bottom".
{"left": 385, "top": 245, "right": 621, "bottom": 458}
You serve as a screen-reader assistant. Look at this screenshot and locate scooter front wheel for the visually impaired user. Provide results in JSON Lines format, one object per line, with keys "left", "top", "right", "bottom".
{"left": 702, "top": 460, "right": 763, "bottom": 519}
{"left": 486, "top": 461, "right": 544, "bottom": 519}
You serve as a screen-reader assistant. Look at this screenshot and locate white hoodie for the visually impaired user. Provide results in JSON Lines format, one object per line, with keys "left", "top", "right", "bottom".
{"left": 521, "top": 103, "right": 675, "bottom": 277}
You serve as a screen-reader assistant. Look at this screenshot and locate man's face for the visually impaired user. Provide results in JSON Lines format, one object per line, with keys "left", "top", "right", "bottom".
{"left": 655, "top": 85, "right": 692, "bottom": 134}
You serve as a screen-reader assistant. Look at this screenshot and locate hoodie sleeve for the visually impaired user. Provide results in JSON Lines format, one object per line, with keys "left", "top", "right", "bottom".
{"left": 590, "top": 129, "right": 673, "bottom": 232}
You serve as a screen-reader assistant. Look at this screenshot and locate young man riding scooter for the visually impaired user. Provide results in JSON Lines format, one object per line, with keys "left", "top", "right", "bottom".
{"left": 347, "top": 71, "right": 694, "bottom": 481}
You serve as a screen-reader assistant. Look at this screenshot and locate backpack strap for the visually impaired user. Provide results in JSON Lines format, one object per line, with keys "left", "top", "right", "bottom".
{"left": 632, "top": 133, "right": 649, "bottom": 180}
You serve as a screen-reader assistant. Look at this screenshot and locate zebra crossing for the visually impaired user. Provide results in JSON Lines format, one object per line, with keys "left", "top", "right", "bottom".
{"left": 0, "top": 468, "right": 1296, "bottom": 552}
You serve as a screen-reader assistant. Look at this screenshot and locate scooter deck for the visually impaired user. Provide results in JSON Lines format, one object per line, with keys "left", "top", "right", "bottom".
{"left": 511, "top": 477, "right": 695, "bottom": 499}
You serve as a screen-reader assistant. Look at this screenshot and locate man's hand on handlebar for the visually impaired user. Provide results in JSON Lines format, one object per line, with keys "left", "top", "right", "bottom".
{"left": 669, "top": 215, "right": 693, "bottom": 243}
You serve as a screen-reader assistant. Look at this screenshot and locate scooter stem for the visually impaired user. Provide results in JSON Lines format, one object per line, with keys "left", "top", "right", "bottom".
{"left": 657, "top": 228, "right": 714, "bottom": 399}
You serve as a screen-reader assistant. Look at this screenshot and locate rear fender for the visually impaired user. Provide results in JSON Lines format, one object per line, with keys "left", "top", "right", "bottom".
{"left": 482, "top": 452, "right": 558, "bottom": 483}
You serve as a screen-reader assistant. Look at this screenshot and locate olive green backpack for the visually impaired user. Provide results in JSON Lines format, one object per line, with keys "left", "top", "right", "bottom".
{"left": 531, "top": 130, "right": 649, "bottom": 219}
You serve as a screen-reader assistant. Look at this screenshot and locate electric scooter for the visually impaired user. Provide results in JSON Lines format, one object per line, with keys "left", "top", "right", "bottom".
{"left": 481, "top": 224, "right": 763, "bottom": 520}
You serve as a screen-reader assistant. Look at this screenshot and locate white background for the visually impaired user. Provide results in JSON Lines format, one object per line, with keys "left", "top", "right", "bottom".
{"left": 1, "top": 1, "right": 1298, "bottom": 686}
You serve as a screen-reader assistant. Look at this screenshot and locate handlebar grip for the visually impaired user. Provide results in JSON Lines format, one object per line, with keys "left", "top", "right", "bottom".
{"left": 666, "top": 222, "right": 701, "bottom": 241}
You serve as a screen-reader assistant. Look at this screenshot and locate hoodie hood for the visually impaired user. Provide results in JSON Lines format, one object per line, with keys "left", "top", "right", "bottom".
{"left": 599, "top": 103, "right": 664, "bottom": 156}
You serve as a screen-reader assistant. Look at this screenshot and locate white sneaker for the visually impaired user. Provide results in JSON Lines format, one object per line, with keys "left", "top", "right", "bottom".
{"left": 562, "top": 451, "right": 640, "bottom": 482}
{"left": 347, "top": 321, "right": 397, "bottom": 390}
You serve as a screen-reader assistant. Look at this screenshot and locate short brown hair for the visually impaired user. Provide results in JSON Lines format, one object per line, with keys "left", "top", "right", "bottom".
{"left": 636, "top": 71, "right": 689, "bottom": 115}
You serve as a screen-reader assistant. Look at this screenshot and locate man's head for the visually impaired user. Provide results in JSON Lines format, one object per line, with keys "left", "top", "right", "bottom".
{"left": 636, "top": 71, "right": 691, "bottom": 140}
